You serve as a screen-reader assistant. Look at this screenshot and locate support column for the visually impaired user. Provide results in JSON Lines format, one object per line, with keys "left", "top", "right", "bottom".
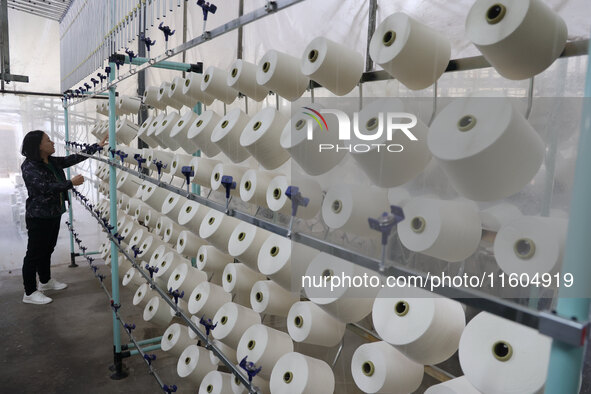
{"left": 108, "top": 58, "right": 127, "bottom": 379}
{"left": 0, "top": 0, "right": 9, "bottom": 91}
{"left": 137, "top": 1, "right": 148, "bottom": 149}
{"left": 64, "top": 105, "right": 77, "bottom": 267}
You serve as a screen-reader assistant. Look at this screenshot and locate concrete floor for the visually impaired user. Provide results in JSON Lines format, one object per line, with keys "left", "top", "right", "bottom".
{"left": 0, "top": 261, "right": 439, "bottom": 394}
{"left": 0, "top": 263, "right": 182, "bottom": 394}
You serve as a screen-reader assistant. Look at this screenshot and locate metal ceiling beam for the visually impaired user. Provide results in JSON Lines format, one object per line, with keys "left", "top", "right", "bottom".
{"left": 9, "top": 2, "right": 68, "bottom": 18}
{"left": 7, "top": 3, "right": 61, "bottom": 18}
{"left": 7, "top": 3, "right": 60, "bottom": 19}
{"left": 7, "top": 7, "right": 59, "bottom": 20}
{"left": 0, "top": 89, "right": 66, "bottom": 97}
{"left": 7, "top": 2, "right": 59, "bottom": 15}
{"left": 20, "top": 0, "right": 69, "bottom": 8}
{"left": 58, "top": 0, "right": 71, "bottom": 22}
{"left": 8, "top": 7, "right": 61, "bottom": 21}
{"left": 10, "top": 0, "right": 69, "bottom": 12}
{"left": 8, "top": 4, "right": 59, "bottom": 21}
{"left": 9, "top": 0, "right": 68, "bottom": 17}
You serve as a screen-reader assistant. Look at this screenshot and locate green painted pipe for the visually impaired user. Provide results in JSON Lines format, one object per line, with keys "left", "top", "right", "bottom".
{"left": 108, "top": 59, "right": 122, "bottom": 355}
{"left": 545, "top": 36, "right": 591, "bottom": 394}
{"left": 64, "top": 106, "right": 76, "bottom": 263}
{"left": 79, "top": 91, "right": 109, "bottom": 97}
{"left": 127, "top": 336, "right": 162, "bottom": 349}
{"left": 129, "top": 344, "right": 161, "bottom": 356}
{"left": 77, "top": 251, "right": 100, "bottom": 256}
{"left": 129, "top": 56, "right": 192, "bottom": 72}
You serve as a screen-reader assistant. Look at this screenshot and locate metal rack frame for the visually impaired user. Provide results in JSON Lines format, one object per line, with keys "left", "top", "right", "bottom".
{"left": 74, "top": 149, "right": 589, "bottom": 343}
{"left": 64, "top": 221, "right": 174, "bottom": 390}
{"left": 74, "top": 200, "right": 263, "bottom": 392}
{"left": 59, "top": 1, "right": 591, "bottom": 392}
{"left": 59, "top": 1, "right": 307, "bottom": 392}
{"left": 64, "top": 34, "right": 589, "bottom": 106}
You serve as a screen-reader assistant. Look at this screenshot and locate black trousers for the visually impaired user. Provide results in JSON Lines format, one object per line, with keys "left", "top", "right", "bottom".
{"left": 22, "top": 216, "right": 61, "bottom": 295}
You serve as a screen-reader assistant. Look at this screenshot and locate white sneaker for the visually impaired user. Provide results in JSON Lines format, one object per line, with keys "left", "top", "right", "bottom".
{"left": 23, "top": 291, "right": 53, "bottom": 305}
{"left": 38, "top": 278, "right": 68, "bottom": 291}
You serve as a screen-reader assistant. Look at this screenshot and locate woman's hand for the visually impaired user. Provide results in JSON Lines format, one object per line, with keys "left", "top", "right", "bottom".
{"left": 98, "top": 134, "right": 109, "bottom": 147}
{"left": 71, "top": 174, "right": 85, "bottom": 186}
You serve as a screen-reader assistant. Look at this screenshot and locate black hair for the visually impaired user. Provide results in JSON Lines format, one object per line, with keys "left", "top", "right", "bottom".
{"left": 21, "top": 130, "right": 46, "bottom": 161}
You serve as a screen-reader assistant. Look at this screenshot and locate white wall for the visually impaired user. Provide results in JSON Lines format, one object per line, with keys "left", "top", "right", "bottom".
{"left": 6, "top": 9, "right": 60, "bottom": 93}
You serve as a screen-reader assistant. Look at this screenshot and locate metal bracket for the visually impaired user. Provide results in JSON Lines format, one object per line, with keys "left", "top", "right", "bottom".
{"left": 539, "top": 311, "right": 589, "bottom": 346}
{"left": 0, "top": 72, "right": 29, "bottom": 83}
{"left": 189, "top": 62, "right": 203, "bottom": 73}
{"left": 0, "top": 1, "right": 30, "bottom": 86}
{"left": 265, "top": 1, "right": 277, "bottom": 12}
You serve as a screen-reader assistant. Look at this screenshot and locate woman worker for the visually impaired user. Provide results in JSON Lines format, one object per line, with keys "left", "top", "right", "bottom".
{"left": 20, "top": 130, "right": 107, "bottom": 304}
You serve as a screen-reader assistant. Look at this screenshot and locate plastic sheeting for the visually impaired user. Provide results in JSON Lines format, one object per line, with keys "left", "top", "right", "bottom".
{"left": 56, "top": 0, "right": 581, "bottom": 123}
{"left": 1, "top": 0, "right": 587, "bottom": 96}
{"left": 134, "top": 0, "right": 590, "bottom": 96}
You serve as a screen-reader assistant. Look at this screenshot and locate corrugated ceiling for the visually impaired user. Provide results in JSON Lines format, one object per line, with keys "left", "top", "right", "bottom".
{"left": 7, "top": 0, "right": 72, "bottom": 22}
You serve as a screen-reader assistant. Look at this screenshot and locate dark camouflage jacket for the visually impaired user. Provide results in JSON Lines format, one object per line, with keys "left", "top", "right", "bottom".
{"left": 21, "top": 147, "right": 97, "bottom": 218}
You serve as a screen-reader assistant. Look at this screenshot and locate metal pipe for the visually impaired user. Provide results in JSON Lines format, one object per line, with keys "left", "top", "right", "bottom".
{"left": 127, "top": 336, "right": 163, "bottom": 348}
{"left": 330, "top": 338, "right": 345, "bottom": 369}
{"left": 138, "top": 0, "right": 149, "bottom": 150}
{"left": 181, "top": 0, "right": 187, "bottom": 77}
{"left": 78, "top": 91, "right": 111, "bottom": 97}
{"left": 192, "top": 102, "right": 202, "bottom": 197}
{"left": 107, "top": 58, "right": 122, "bottom": 360}
{"left": 77, "top": 251, "right": 101, "bottom": 256}
{"left": 64, "top": 105, "right": 77, "bottom": 268}
{"left": 189, "top": 101, "right": 203, "bottom": 267}
{"left": 544, "top": 36, "right": 591, "bottom": 394}
{"left": 117, "top": 313, "right": 165, "bottom": 388}
{"left": 129, "top": 344, "right": 161, "bottom": 355}
{"left": 428, "top": 82, "right": 438, "bottom": 127}
{"left": 129, "top": 56, "right": 191, "bottom": 71}
{"left": 525, "top": 77, "right": 535, "bottom": 119}
{"left": 2, "top": 0, "right": 13, "bottom": 91}
{"left": 365, "top": 0, "right": 377, "bottom": 72}
{"left": 237, "top": 0, "right": 244, "bottom": 59}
